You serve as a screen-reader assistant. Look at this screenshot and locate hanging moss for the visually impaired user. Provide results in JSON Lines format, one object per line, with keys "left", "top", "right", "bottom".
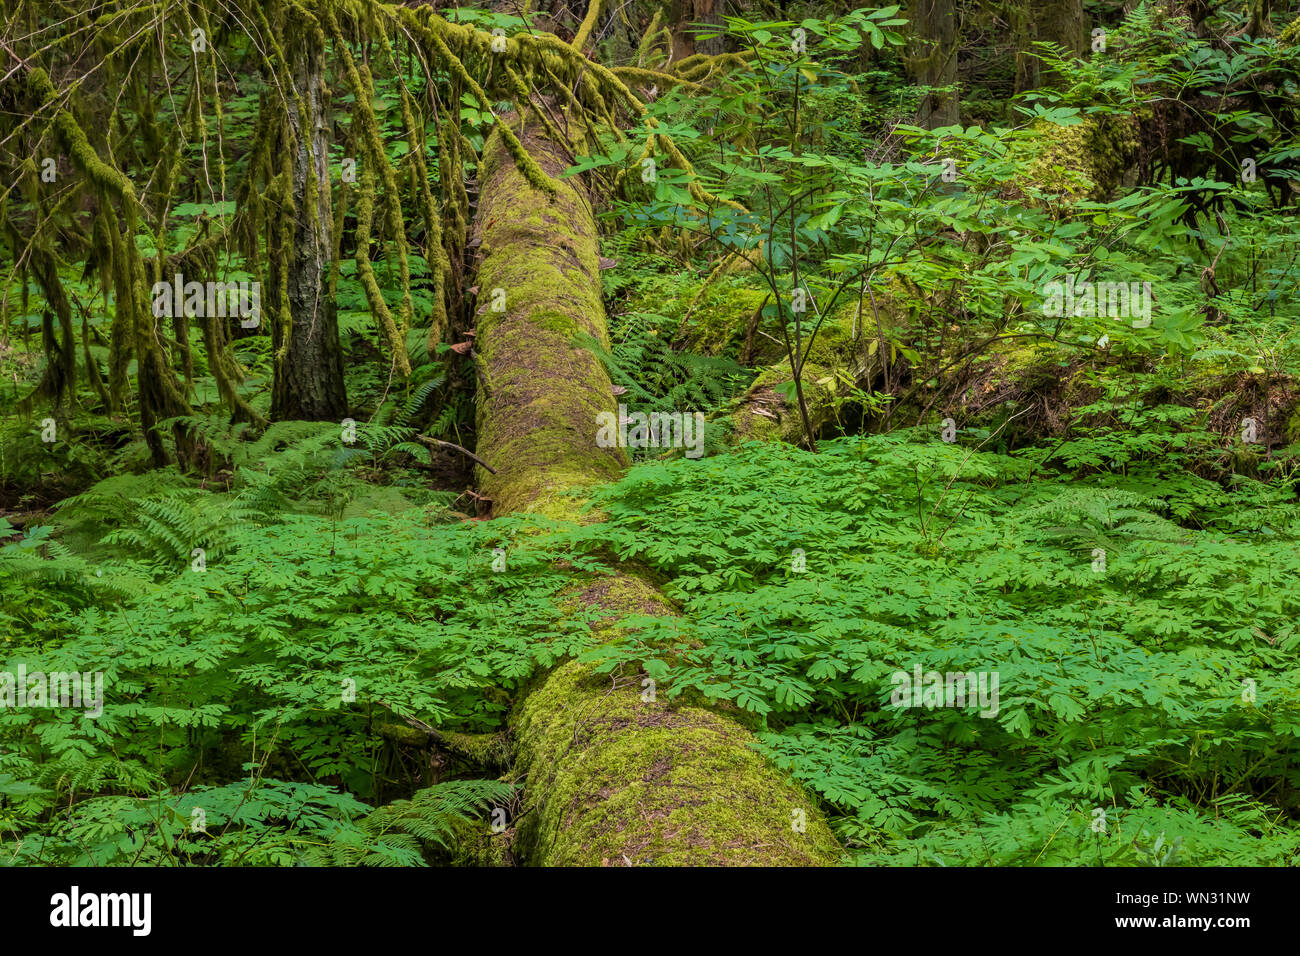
{"left": 19, "top": 243, "right": 76, "bottom": 412}
{"left": 265, "top": 165, "right": 294, "bottom": 366}
{"left": 326, "top": 7, "right": 413, "bottom": 376}
{"left": 572, "top": 0, "right": 603, "bottom": 51}
{"left": 610, "top": 66, "right": 703, "bottom": 93}
{"left": 382, "top": 36, "right": 451, "bottom": 348}
{"left": 24, "top": 65, "right": 196, "bottom": 466}
{"left": 634, "top": 9, "right": 665, "bottom": 66}
{"left": 200, "top": 284, "right": 267, "bottom": 429}
{"left": 90, "top": 212, "right": 129, "bottom": 412}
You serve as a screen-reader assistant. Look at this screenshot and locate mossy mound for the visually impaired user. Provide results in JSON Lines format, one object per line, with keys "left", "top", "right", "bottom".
{"left": 1005, "top": 114, "right": 1140, "bottom": 202}
{"left": 678, "top": 281, "right": 770, "bottom": 357}
{"left": 731, "top": 359, "right": 843, "bottom": 444}
{"left": 952, "top": 337, "right": 1086, "bottom": 439}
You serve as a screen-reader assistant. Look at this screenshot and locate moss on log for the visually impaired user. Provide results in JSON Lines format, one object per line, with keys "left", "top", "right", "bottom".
{"left": 472, "top": 114, "right": 627, "bottom": 518}
{"left": 511, "top": 576, "right": 840, "bottom": 866}
{"left": 731, "top": 302, "right": 885, "bottom": 446}
{"left": 472, "top": 114, "right": 841, "bottom": 865}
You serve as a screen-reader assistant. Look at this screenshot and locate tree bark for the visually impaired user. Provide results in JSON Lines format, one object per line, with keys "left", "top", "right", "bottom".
{"left": 270, "top": 27, "right": 348, "bottom": 422}
{"left": 669, "top": 0, "right": 726, "bottom": 61}
{"left": 906, "top": 0, "right": 960, "bottom": 128}
{"left": 1030, "top": 0, "right": 1084, "bottom": 88}
{"left": 1008, "top": 0, "right": 1039, "bottom": 94}
{"left": 1247, "top": 0, "right": 1272, "bottom": 37}
{"left": 472, "top": 115, "right": 840, "bottom": 865}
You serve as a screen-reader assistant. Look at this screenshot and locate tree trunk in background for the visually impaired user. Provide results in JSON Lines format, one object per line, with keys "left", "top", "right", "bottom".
{"left": 1031, "top": 0, "right": 1084, "bottom": 88}
{"left": 1009, "top": 0, "right": 1039, "bottom": 94}
{"left": 906, "top": 0, "right": 960, "bottom": 128}
{"left": 669, "top": 0, "right": 727, "bottom": 59}
{"left": 271, "top": 29, "right": 347, "bottom": 422}
{"left": 1247, "top": 0, "right": 1273, "bottom": 37}
{"left": 472, "top": 114, "right": 841, "bottom": 865}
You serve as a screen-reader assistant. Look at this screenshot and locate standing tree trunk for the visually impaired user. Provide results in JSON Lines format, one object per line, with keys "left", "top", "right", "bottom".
{"left": 1030, "top": 0, "right": 1084, "bottom": 88}
{"left": 906, "top": 0, "right": 960, "bottom": 128}
{"left": 270, "top": 26, "right": 347, "bottom": 422}
{"left": 1247, "top": 0, "right": 1273, "bottom": 38}
{"left": 669, "top": 0, "right": 726, "bottom": 61}
{"left": 1008, "top": 0, "right": 1039, "bottom": 94}
{"left": 473, "top": 114, "right": 841, "bottom": 865}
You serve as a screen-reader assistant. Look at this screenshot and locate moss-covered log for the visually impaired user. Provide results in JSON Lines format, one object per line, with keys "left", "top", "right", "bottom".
{"left": 730, "top": 302, "right": 886, "bottom": 447}
{"left": 472, "top": 113, "right": 627, "bottom": 518}
{"left": 472, "top": 115, "right": 840, "bottom": 866}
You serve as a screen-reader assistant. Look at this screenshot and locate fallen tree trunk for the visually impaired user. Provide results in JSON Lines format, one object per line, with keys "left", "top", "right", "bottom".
{"left": 472, "top": 116, "right": 626, "bottom": 518}
{"left": 471, "top": 115, "right": 841, "bottom": 865}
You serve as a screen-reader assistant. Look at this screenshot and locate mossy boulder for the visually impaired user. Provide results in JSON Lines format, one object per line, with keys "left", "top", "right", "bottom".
{"left": 678, "top": 281, "right": 769, "bottom": 357}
